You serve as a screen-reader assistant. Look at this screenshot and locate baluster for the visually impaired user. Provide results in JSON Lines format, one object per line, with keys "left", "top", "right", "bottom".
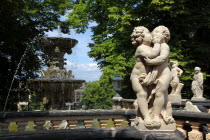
{"left": 99, "top": 119, "right": 108, "bottom": 128}
{"left": 122, "top": 102, "right": 126, "bottom": 110}
{"left": 176, "top": 120, "right": 187, "bottom": 138}
{"left": 0, "top": 122, "right": 10, "bottom": 133}
{"left": 84, "top": 120, "right": 93, "bottom": 128}
{"left": 124, "top": 103, "right": 127, "bottom": 110}
{"left": 106, "top": 119, "right": 115, "bottom": 128}
{"left": 206, "top": 123, "right": 210, "bottom": 140}
{"left": 8, "top": 122, "right": 18, "bottom": 132}
{"left": 16, "top": 121, "right": 28, "bottom": 132}
{"left": 112, "top": 101, "right": 117, "bottom": 110}
{"left": 59, "top": 120, "right": 69, "bottom": 129}
{"left": 51, "top": 120, "right": 62, "bottom": 130}
{"left": 67, "top": 120, "right": 78, "bottom": 129}
{"left": 75, "top": 120, "right": 85, "bottom": 129}
{"left": 25, "top": 121, "right": 36, "bottom": 131}
{"left": 116, "top": 102, "right": 122, "bottom": 110}
{"left": 188, "top": 122, "right": 203, "bottom": 140}
{"left": 114, "top": 119, "right": 124, "bottom": 127}
{"left": 130, "top": 103, "right": 135, "bottom": 109}
{"left": 127, "top": 103, "right": 132, "bottom": 109}
{"left": 91, "top": 119, "right": 100, "bottom": 128}
{"left": 35, "top": 120, "right": 46, "bottom": 130}
{"left": 43, "top": 120, "right": 53, "bottom": 130}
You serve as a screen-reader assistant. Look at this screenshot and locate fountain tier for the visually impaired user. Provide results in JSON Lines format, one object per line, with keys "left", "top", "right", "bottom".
{"left": 28, "top": 78, "right": 85, "bottom": 110}
{"left": 28, "top": 37, "right": 85, "bottom": 110}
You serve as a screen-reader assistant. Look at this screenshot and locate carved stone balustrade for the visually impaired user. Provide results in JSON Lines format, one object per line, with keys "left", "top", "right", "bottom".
{"left": 0, "top": 110, "right": 210, "bottom": 140}
{"left": 173, "top": 110, "right": 210, "bottom": 140}
{"left": 0, "top": 110, "right": 135, "bottom": 134}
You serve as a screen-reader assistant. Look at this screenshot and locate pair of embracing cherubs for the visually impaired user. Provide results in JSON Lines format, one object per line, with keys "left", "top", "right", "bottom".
{"left": 130, "top": 25, "right": 175, "bottom": 128}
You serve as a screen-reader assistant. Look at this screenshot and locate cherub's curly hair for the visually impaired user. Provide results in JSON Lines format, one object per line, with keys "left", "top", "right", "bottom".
{"left": 152, "top": 26, "right": 170, "bottom": 43}
{"left": 131, "top": 26, "right": 150, "bottom": 46}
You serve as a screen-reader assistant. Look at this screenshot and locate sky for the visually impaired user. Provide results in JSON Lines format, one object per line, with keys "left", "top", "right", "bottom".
{"left": 45, "top": 25, "right": 102, "bottom": 82}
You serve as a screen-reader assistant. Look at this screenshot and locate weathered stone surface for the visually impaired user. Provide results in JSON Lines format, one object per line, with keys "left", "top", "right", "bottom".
{"left": 191, "top": 97, "right": 206, "bottom": 101}
{"left": 91, "top": 119, "right": 100, "bottom": 128}
{"left": 191, "top": 67, "right": 205, "bottom": 101}
{"left": 169, "top": 61, "right": 184, "bottom": 103}
{"left": 75, "top": 120, "right": 85, "bottom": 129}
{"left": 134, "top": 118, "right": 176, "bottom": 131}
{"left": 184, "top": 101, "right": 201, "bottom": 112}
{"left": 8, "top": 122, "right": 18, "bottom": 132}
{"left": 168, "top": 94, "right": 182, "bottom": 103}
{"left": 130, "top": 25, "right": 175, "bottom": 130}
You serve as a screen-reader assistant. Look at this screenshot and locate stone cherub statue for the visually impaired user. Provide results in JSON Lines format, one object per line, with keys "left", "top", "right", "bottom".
{"left": 191, "top": 67, "right": 205, "bottom": 101}
{"left": 131, "top": 26, "right": 176, "bottom": 130}
{"left": 168, "top": 61, "right": 184, "bottom": 103}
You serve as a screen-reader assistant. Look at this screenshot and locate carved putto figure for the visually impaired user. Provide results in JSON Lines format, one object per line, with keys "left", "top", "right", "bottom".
{"left": 169, "top": 61, "right": 184, "bottom": 95}
{"left": 131, "top": 26, "right": 175, "bottom": 130}
{"left": 191, "top": 67, "right": 205, "bottom": 100}
{"left": 168, "top": 61, "right": 184, "bottom": 103}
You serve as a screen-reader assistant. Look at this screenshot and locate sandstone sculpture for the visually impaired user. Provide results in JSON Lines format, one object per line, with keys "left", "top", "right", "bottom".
{"left": 130, "top": 26, "right": 176, "bottom": 130}
{"left": 184, "top": 101, "right": 201, "bottom": 112}
{"left": 40, "top": 47, "right": 74, "bottom": 78}
{"left": 168, "top": 61, "right": 184, "bottom": 103}
{"left": 191, "top": 67, "right": 205, "bottom": 101}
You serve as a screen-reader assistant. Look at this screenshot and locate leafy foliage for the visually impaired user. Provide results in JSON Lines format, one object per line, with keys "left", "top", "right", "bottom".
{"left": 82, "top": 81, "right": 114, "bottom": 109}
{"left": 68, "top": 0, "right": 210, "bottom": 109}
{"left": 0, "top": 0, "right": 73, "bottom": 111}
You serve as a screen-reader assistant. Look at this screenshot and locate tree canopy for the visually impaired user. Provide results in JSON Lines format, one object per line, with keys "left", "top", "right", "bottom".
{"left": 1, "top": 0, "right": 209, "bottom": 110}
{"left": 0, "top": 0, "right": 73, "bottom": 111}
{"left": 68, "top": 0, "right": 210, "bottom": 109}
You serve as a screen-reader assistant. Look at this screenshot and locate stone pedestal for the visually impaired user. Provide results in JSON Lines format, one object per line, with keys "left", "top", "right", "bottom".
{"left": 191, "top": 97, "right": 206, "bottom": 101}
{"left": 134, "top": 117, "right": 176, "bottom": 131}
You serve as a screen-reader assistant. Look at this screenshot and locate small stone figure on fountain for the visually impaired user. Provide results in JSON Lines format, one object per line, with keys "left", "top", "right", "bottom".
{"left": 191, "top": 67, "right": 205, "bottom": 101}
{"left": 168, "top": 61, "right": 184, "bottom": 103}
{"left": 130, "top": 25, "right": 176, "bottom": 131}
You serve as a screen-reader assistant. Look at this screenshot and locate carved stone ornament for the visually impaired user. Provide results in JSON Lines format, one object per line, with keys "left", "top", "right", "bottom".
{"left": 130, "top": 26, "right": 176, "bottom": 130}
{"left": 168, "top": 61, "right": 184, "bottom": 103}
{"left": 191, "top": 67, "right": 205, "bottom": 101}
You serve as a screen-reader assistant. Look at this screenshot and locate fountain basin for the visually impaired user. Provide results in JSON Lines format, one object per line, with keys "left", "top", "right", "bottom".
{"left": 28, "top": 78, "right": 85, "bottom": 110}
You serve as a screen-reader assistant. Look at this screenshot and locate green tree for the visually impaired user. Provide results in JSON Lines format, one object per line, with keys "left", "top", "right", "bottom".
{"left": 0, "top": 0, "right": 73, "bottom": 111}
{"left": 68, "top": 0, "right": 210, "bottom": 108}
{"left": 82, "top": 81, "right": 114, "bottom": 109}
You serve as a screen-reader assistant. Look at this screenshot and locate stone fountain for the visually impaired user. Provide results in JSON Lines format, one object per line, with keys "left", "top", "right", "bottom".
{"left": 28, "top": 37, "right": 85, "bottom": 110}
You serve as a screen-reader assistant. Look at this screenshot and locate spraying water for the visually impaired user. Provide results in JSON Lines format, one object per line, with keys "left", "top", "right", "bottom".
{"left": 57, "top": 25, "right": 62, "bottom": 38}
{"left": 3, "top": 47, "right": 29, "bottom": 112}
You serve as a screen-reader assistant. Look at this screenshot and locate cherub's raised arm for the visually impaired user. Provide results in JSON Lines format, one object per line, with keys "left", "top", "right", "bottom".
{"left": 144, "top": 43, "right": 170, "bottom": 65}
